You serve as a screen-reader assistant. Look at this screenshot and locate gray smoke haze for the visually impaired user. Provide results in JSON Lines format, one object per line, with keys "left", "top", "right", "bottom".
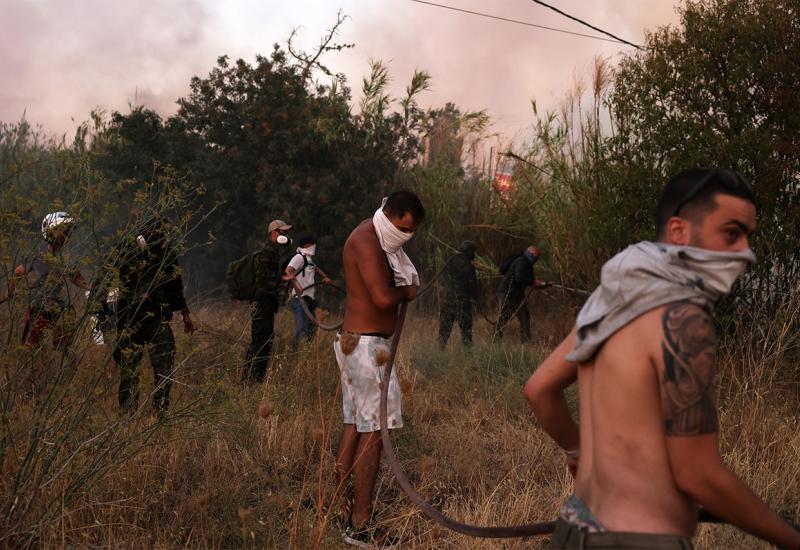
{"left": 0, "top": 0, "right": 217, "bottom": 135}
{"left": 0, "top": 0, "right": 682, "bottom": 142}
{"left": 332, "top": 0, "right": 682, "bottom": 145}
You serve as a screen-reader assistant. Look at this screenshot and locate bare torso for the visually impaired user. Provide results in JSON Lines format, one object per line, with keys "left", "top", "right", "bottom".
{"left": 342, "top": 219, "right": 401, "bottom": 335}
{"left": 575, "top": 306, "right": 698, "bottom": 536}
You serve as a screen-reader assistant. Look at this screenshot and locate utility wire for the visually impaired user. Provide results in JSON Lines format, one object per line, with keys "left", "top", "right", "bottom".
{"left": 408, "top": 0, "right": 629, "bottom": 46}
{"left": 529, "top": 0, "right": 642, "bottom": 50}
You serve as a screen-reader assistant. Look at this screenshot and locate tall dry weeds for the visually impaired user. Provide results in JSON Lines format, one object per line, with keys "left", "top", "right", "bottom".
{"left": 1, "top": 117, "right": 797, "bottom": 549}
{"left": 1, "top": 281, "right": 796, "bottom": 548}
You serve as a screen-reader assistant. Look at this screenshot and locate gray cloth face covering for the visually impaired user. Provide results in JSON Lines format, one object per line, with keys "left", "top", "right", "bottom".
{"left": 566, "top": 241, "right": 755, "bottom": 363}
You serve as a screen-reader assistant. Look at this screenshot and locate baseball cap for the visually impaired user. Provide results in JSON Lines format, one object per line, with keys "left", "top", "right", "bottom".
{"left": 267, "top": 219, "right": 292, "bottom": 233}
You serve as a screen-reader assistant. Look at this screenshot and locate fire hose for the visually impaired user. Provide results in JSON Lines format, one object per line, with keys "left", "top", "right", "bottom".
{"left": 549, "top": 283, "right": 591, "bottom": 296}
{"left": 297, "top": 281, "right": 346, "bottom": 331}
{"left": 295, "top": 258, "right": 775, "bottom": 537}
{"left": 478, "top": 282, "right": 590, "bottom": 327}
{"left": 379, "top": 302, "right": 725, "bottom": 538}
{"left": 297, "top": 253, "right": 590, "bottom": 332}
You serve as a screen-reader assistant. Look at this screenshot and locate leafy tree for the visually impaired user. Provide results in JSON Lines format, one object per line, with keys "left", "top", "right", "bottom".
{"left": 511, "top": 0, "right": 799, "bottom": 301}
{"left": 90, "top": 41, "right": 434, "bottom": 292}
{"left": 424, "top": 103, "right": 490, "bottom": 170}
{"left": 94, "top": 108, "right": 170, "bottom": 183}
{"left": 358, "top": 59, "right": 431, "bottom": 166}
{"left": 610, "top": 0, "right": 800, "bottom": 304}
{"left": 169, "top": 49, "right": 426, "bottom": 288}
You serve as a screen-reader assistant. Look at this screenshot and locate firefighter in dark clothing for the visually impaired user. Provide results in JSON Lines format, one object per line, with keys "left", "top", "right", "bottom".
{"left": 438, "top": 240, "right": 479, "bottom": 347}
{"left": 109, "top": 215, "right": 194, "bottom": 414}
{"left": 243, "top": 219, "right": 293, "bottom": 384}
{"left": 495, "top": 245, "right": 549, "bottom": 342}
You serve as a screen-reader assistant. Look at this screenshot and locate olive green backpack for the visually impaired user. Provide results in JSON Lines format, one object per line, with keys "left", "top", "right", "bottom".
{"left": 226, "top": 253, "right": 257, "bottom": 300}
{"left": 226, "top": 248, "right": 293, "bottom": 300}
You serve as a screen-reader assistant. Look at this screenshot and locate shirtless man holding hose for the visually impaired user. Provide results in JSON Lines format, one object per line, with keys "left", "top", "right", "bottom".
{"left": 525, "top": 169, "right": 800, "bottom": 548}
{"left": 334, "top": 190, "right": 424, "bottom": 547}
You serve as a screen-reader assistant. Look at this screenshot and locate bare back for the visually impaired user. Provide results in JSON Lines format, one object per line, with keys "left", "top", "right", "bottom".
{"left": 342, "top": 219, "right": 402, "bottom": 335}
{"left": 575, "top": 305, "right": 698, "bottom": 536}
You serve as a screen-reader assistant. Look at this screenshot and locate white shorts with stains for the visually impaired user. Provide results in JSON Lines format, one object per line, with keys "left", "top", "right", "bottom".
{"left": 333, "top": 332, "right": 403, "bottom": 433}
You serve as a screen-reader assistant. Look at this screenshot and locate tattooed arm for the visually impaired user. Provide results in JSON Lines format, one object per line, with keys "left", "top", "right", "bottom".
{"left": 661, "top": 302, "right": 800, "bottom": 547}
{"left": 660, "top": 301, "right": 719, "bottom": 436}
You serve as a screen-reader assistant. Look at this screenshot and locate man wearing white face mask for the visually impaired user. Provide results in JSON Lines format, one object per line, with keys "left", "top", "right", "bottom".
{"left": 284, "top": 235, "right": 332, "bottom": 349}
{"left": 242, "top": 219, "right": 292, "bottom": 384}
{"left": 334, "top": 190, "right": 424, "bottom": 547}
{"left": 525, "top": 169, "right": 800, "bottom": 548}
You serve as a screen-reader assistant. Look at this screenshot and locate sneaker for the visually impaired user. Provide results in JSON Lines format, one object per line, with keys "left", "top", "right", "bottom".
{"left": 341, "top": 522, "right": 400, "bottom": 548}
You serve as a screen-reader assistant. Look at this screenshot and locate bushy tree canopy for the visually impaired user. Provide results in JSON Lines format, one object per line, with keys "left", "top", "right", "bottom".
{"left": 91, "top": 46, "right": 434, "bottom": 289}
{"left": 611, "top": 0, "right": 800, "bottom": 297}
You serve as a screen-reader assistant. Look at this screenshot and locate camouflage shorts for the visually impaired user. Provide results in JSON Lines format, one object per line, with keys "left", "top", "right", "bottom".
{"left": 333, "top": 332, "right": 403, "bottom": 433}
{"left": 558, "top": 493, "right": 606, "bottom": 533}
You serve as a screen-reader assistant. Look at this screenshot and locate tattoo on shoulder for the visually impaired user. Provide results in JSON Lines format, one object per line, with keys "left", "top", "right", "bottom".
{"left": 661, "top": 302, "right": 718, "bottom": 436}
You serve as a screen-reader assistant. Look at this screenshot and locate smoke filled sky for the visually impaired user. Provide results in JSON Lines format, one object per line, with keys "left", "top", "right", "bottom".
{"left": 1, "top": 0, "right": 683, "bottom": 144}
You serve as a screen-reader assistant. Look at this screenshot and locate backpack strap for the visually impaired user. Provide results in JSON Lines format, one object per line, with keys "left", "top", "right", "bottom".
{"left": 297, "top": 253, "right": 313, "bottom": 277}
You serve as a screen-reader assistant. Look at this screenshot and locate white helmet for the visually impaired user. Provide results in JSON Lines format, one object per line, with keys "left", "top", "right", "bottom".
{"left": 41, "top": 211, "right": 75, "bottom": 243}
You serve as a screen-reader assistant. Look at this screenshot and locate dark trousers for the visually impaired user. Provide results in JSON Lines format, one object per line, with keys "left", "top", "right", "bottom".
{"left": 495, "top": 294, "right": 530, "bottom": 342}
{"left": 244, "top": 299, "right": 276, "bottom": 384}
{"left": 548, "top": 518, "right": 693, "bottom": 549}
{"left": 438, "top": 298, "right": 473, "bottom": 346}
{"left": 115, "top": 317, "right": 176, "bottom": 414}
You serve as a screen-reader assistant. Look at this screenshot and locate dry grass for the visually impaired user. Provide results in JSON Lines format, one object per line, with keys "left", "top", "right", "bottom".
{"left": 0, "top": 291, "right": 798, "bottom": 549}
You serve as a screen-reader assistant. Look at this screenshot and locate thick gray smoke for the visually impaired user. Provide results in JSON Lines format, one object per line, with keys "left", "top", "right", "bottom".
{"left": 0, "top": 0, "right": 681, "bottom": 140}
{"left": 0, "top": 0, "right": 214, "bottom": 135}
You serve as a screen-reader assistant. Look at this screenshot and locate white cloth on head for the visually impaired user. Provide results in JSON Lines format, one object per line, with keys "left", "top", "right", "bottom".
{"left": 372, "top": 199, "right": 419, "bottom": 287}
{"left": 566, "top": 241, "right": 755, "bottom": 363}
{"left": 288, "top": 248, "right": 316, "bottom": 298}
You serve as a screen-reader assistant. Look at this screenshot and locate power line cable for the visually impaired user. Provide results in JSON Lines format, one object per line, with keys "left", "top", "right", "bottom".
{"left": 408, "top": 0, "right": 629, "bottom": 45}
{"left": 529, "top": 0, "right": 642, "bottom": 50}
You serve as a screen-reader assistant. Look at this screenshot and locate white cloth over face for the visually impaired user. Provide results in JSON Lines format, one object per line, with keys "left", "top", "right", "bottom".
{"left": 372, "top": 199, "right": 419, "bottom": 287}
{"left": 288, "top": 248, "right": 316, "bottom": 298}
{"left": 566, "top": 241, "right": 755, "bottom": 363}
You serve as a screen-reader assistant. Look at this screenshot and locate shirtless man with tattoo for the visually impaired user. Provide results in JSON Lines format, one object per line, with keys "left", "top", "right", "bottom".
{"left": 525, "top": 169, "right": 800, "bottom": 548}
{"left": 334, "top": 191, "right": 424, "bottom": 547}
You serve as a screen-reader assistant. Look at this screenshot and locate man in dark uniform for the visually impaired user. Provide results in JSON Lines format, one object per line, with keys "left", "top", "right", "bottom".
{"left": 243, "top": 219, "right": 292, "bottom": 384}
{"left": 111, "top": 215, "right": 194, "bottom": 415}
{"left": 438, "top": 240, "right": 478, "bottom": 347}
{"left": 495, "top": 245, "right": 548, "bottom": 342}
